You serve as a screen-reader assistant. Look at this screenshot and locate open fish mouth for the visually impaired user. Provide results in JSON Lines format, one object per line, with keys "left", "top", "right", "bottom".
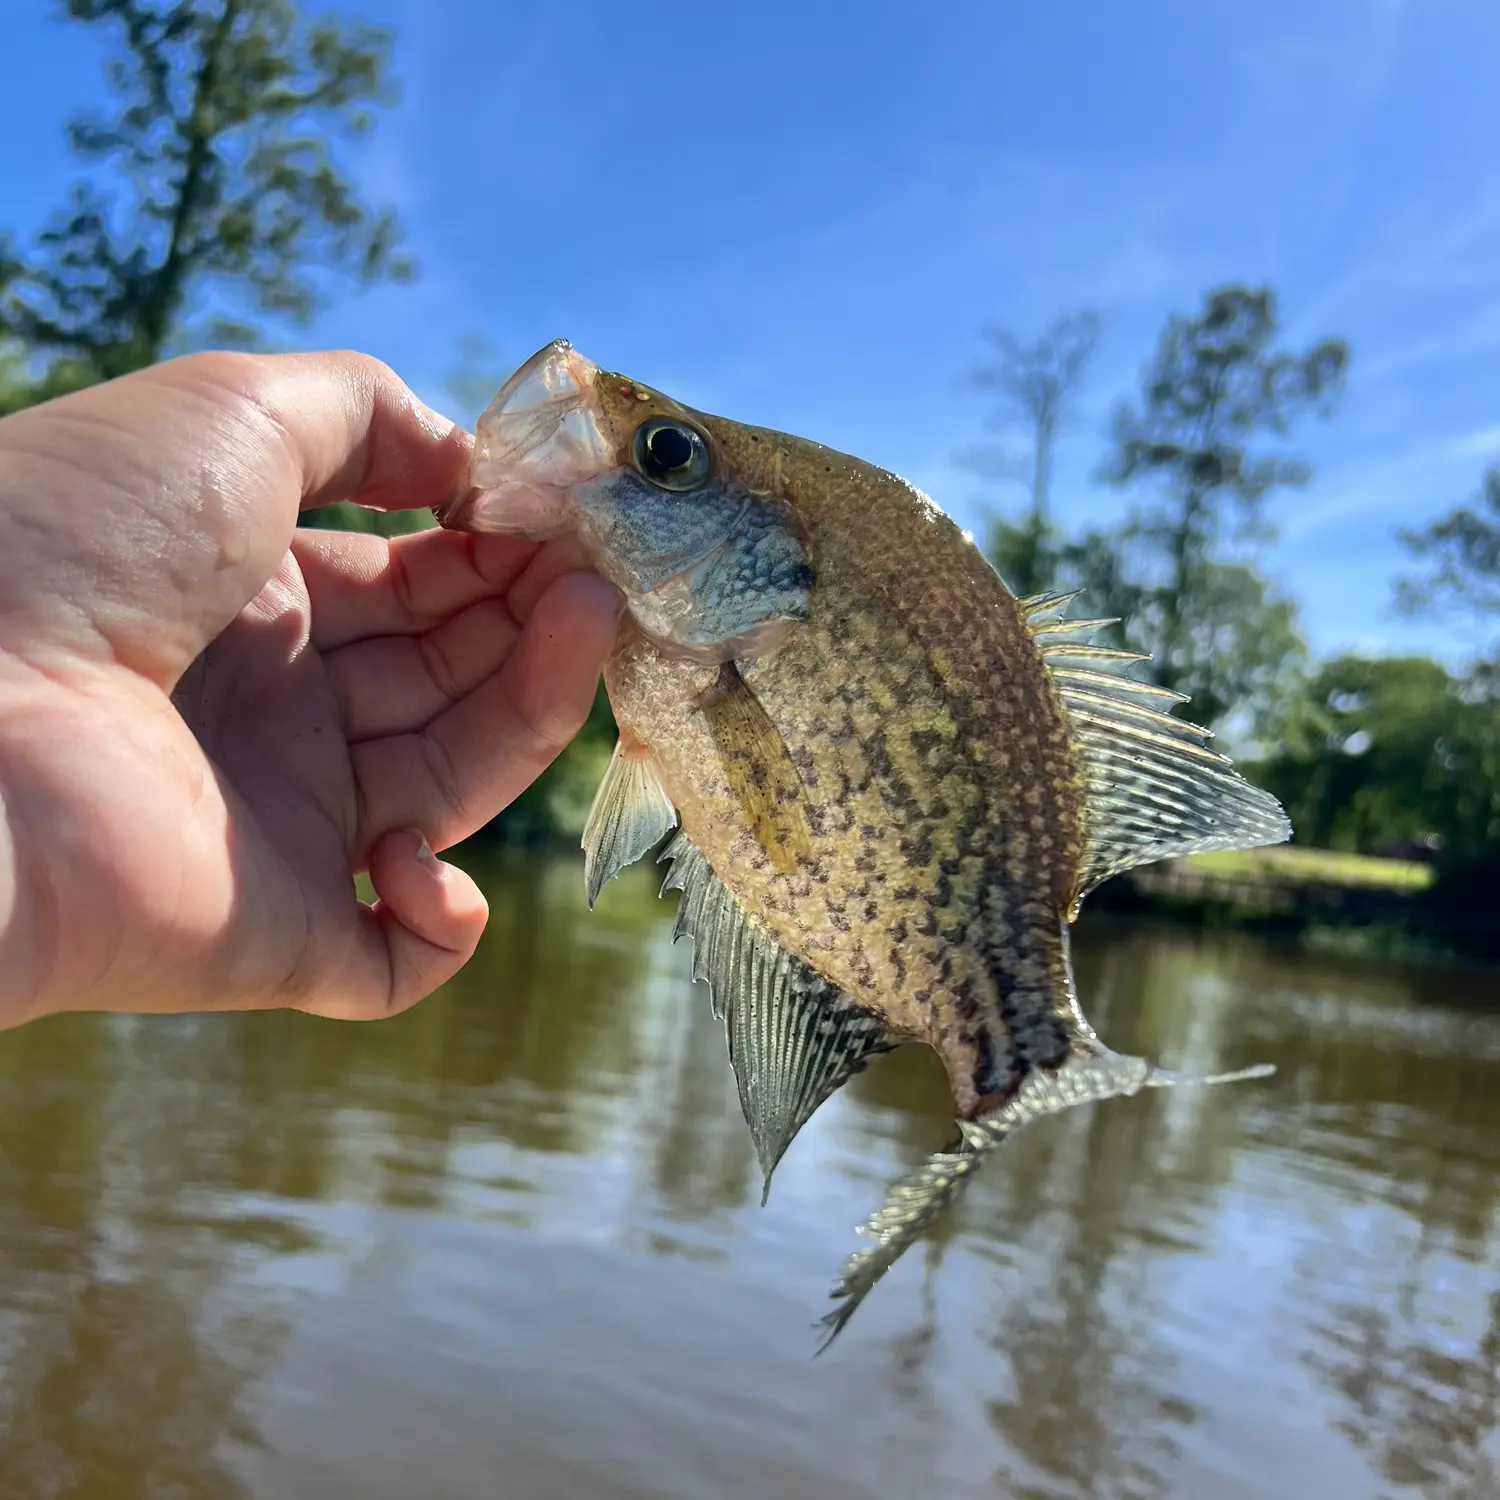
{"left": 435, "top": 339, "right": 613, "bottom": 536}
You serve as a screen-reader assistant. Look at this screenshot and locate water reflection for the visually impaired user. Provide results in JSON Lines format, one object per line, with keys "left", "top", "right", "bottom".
{"left": 0, "top": 854, "right": 1496, "bottom": 1500}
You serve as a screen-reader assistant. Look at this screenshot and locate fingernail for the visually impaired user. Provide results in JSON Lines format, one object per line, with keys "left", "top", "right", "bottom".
{"left": 409, "top": 829, "right": 438, "bottom": 867}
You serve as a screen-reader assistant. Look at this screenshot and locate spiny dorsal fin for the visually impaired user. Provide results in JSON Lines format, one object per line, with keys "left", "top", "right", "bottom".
{"left": 581, "top": 739, "right": 678, "bottom": 907}
{"left": 1018, "top": 589, "right": 1083, "bottom": 618}
{"left": 817, "top": 1048, "right": 1274, "bottom": 1350}
{"left": 1024, "top": 603, "right": 1291, "bottom": 902}
{"left": 659, "top": 831, "right": 897, "bottom": 1200}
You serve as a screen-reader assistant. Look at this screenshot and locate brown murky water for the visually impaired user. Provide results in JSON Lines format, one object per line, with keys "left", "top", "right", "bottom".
{"left": 1, "top": 850, "right": 1497, "bottom": 1500}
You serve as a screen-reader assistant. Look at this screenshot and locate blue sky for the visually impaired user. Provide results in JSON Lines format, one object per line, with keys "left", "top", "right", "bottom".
{"left": 5, "top": 0, "right": 1498, "bottom": 664}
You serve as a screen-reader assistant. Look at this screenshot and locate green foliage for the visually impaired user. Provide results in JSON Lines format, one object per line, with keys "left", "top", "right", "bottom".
{"left": 298, "top": 500, "right": 435, "bottom": 536}
{"left": 1251, "top": 655, "right": 1500, "bottom": 868}
{"left": 0, "top": 0, "right": 410, "bottom": 412}
{"left": 961, "top": 308, "right": 1100, "bottom": 598}
{"left": 1189, "top": 845, "right": 1434, "bottom": 891}
{"left": 1395, "top": 463, "right": 1500, "bottom": 633}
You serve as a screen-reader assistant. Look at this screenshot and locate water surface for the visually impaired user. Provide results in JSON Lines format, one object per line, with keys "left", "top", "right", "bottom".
{"left": 1, "top": 851, "right": 1497, "bottom": 1499}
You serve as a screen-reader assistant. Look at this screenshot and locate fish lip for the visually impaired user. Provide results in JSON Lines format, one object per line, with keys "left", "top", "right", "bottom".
{"left": 434, "top": 339, "right": 610, "bottom": 533}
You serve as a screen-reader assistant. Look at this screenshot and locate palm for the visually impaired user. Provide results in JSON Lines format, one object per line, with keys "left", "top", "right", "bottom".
{"left": 171, "top": 551, "right": 364, "bottom": 1009}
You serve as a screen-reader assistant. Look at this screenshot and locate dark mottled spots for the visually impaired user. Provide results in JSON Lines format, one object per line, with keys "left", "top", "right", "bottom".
{"left": 889, "top": 946, "right": 908, "bottom": 986}
{"left": 913, "top": 986, "right": 934, "bottom": 1008}
{"left": 972, "top": 1026, "right": 1002, "bottom": 1095}
{"left": 788, "top": 744, "right": 819, "bottom": 787}
{"left": 859, "top": 728, "right": 919, "bottom": 814}
{"left": 851, "top": 952, "right": 876, "bottom": 989}
{"left": 860, "top": 824, "right": 879, "bottom": 843}
{"left": 893, "top": 886, "right": 918, "bottom": 902}
{"left": 909, "top": 728, "right": 943, "bottom": 756}
{"left": 915, "top": 910, "right": 939, "bottom": 938}
{"left": 863, "top": 900, "right": 879, "bottom": 921}
{"left": 887, "top": 918, "right": 908, "bottom": 945}
{"left": 950, "top": 976, "right": 980, "bottom": 1022}
{"left": 854, "top": 853, "right": 876, "bottom": 873}
{"left": 929, "top": 799, "right": 951, "bottom": 821}
{"left": 901, "top": 834, "right": 935, "bottom": 868}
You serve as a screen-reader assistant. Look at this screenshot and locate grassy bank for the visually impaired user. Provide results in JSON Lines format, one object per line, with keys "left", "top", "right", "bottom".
{"left": 1093, "top": 844, "right": 1492, "bottom": 965}
{"left": 1188, "top": 846, "right": 1435, "bottom": 891}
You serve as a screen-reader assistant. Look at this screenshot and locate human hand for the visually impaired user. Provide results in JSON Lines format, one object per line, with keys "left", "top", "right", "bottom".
{"left": 0, "top": 351, "right": 621, "bottom": 1028}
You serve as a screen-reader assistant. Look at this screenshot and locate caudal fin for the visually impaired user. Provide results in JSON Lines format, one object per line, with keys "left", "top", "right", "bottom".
{"left": 816, "top": 1046, "right": 1273, "bottom": 1351}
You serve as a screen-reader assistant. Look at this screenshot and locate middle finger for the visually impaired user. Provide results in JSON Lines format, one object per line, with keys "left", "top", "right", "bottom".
{"left": 326, "top": 596, "right": 520, "bottom": 741}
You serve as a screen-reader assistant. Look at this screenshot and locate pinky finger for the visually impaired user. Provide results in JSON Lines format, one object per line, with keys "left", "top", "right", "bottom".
{"left": 296, "top": 828, "right": 488, "bottom": 1021}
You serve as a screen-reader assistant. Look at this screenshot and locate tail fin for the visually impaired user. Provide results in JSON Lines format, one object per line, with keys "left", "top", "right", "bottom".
{"left": 815, "top": 1047, "right": 1272, "bottom": 1351}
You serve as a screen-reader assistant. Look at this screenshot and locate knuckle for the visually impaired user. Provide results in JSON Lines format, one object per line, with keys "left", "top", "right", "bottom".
{"left": 420, "top": 731, "right": 470, "bottom": 828}
{"left": 415, "top": 627, "right": 464, "bottom": 708}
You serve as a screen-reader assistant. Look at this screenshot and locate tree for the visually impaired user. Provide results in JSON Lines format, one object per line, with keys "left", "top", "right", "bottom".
{"left": 1395, "top": 464, "right": 1500, "bottom": 633}
{"left": 958, "top": 308, "right": 1100, "bottom": 597}
{"left": 0, "top": 0, "right": 411, "bottom": 414}
{"left": 1097, "top": 285, "right": 1347, "bottom": 723}
{"left": 1252, "top": 654, "right": 1500, "bottom": 866}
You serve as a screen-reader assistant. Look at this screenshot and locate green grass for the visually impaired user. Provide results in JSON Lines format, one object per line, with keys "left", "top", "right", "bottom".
{"left": 1188, "top": 845, "right": 1435, "bottom": 891}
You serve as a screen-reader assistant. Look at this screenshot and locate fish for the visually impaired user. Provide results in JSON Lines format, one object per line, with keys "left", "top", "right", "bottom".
{"left": 436, "top": 340, "right": 1288, "bottom": 1348}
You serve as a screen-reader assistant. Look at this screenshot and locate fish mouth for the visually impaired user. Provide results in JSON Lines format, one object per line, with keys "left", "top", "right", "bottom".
{"left": 435, "top": 339, "right": 612, "bottom": 535}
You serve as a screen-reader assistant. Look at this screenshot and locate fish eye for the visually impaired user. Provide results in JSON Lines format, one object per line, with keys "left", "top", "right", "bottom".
{"left": 633, "top": 418, "right": 711, "bottom": 492}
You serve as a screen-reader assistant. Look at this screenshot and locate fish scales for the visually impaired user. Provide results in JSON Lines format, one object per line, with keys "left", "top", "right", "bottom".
{"left": 438, "top": 341, "right": 1290, "bottom": 1346}
{"left": 604, "top": 428, "right": 1086, "bottom": 1117}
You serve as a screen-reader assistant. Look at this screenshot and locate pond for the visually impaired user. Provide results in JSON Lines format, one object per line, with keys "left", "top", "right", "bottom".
{"left": 1, "top": 849, "right": 1497, "bottom": 1499}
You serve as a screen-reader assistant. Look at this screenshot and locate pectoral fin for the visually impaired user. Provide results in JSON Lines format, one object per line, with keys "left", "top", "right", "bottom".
{"left": 581, "top": 739, "right": 678, "bottom": 907}
{"left": 694, "top": 662, "right": 812, "bottom": 876}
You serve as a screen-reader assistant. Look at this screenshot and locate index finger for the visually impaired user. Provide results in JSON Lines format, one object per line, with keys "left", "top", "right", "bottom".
{"left": 0, "top": 349, "right": 476, "bottom": 691}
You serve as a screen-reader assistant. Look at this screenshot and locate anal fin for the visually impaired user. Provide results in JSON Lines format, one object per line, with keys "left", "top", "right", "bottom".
{"left": 581, "top": 739, "right": 678, "bottom": 907}
{"left": 816, "top": 1048, "right": 1273, "bottom": 1350}
{"left": 660, "top": 831, "right": 897, "bottom": 1199}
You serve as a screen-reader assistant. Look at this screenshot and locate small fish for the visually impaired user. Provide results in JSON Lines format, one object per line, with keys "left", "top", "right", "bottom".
{"left": 437, "top": 341, "right": 1286, "bottom": 1348}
